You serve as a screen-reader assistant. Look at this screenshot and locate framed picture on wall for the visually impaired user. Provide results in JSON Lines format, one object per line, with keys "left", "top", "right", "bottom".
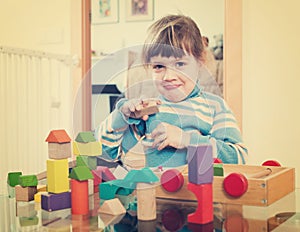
{"left": 125, "top": 0, "right": 154, "bottom": 22}
{"left": 92, "top": 0, "right": 119, "bottom": 24}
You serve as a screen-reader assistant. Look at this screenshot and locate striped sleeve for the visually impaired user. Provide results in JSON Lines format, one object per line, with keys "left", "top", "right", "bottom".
{"left": 190, "top": 93, "right": 248, "bottom": 164}
{"left": 95, "top": 99, "right": 142, "bottom": 160}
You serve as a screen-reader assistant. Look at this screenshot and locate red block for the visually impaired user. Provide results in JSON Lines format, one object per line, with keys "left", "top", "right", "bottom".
{"left": 71, "top": 179, "right": 89, "bottom": 216}
{"left": 187, "top": 183, "right": 213, "bottom": 224}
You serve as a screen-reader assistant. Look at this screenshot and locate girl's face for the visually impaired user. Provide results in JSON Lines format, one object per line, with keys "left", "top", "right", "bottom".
{"left": 150, "top": 54, "right": 201, "bottom": 102}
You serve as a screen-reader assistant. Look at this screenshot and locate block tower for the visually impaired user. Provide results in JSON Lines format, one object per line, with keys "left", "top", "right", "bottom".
{"left": 42, "top": 129, "right": 72, "bottom": 211}
{"left": 73, "top": 131, "right": 102, "bottom": 194}
{"left": 187, "top": 145, "right": 214, "bottom": 225}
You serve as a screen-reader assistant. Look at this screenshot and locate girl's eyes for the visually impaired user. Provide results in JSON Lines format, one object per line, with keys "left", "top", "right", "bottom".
{"left": 175, "top": 61, "right": 186, "bottom": 68}
{"left": 152, "top": 62, "right": 186, "bottom": 70}
{"left": 152, "top": 64, "right": 165, "bottom": 71}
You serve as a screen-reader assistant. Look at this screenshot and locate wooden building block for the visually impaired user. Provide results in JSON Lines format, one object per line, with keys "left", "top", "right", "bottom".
{"left": 34, "top": 191, "right": 47, "bottom": 203}
{"left": 187, "top": 145, "right": 213, "bottom": 184}
{"left": 76, "top": 155, "right": 97, "bottom": 170}
{"left": 19, "top": 175, "right": 38, "bottom": 187}
{"left": 71, "top": 179, "right": 89, "bottom": 215}
{"left": 129, "top": 101, "right": 159, "bottom": 118}
{"left": 73, "top": 141, "right": 102, "bottom": 156}
{"left": 69, "top": 166, "right": 93, "bottom": 181}
{"left": 98, "top": 198, "right": 126, "bottom": 215}
{"left": 16, "top": 201, "right": 37, "bottom": 217}
{"left": 187, "top": 183, "right": 213, "bottom": 224}
{"left": 46, "top": 129, "right": 72, "bottom": 159}
{"left": 136, "top": 182, "right": 156, "bottom": 221}
{"left": 48, "top": 142, "right": 71, "bottom": 159}
{"left": 96, "top": 166, "right": 116, "bottom": 182}
{"left": 41, "top": 192, "right": 71, "bottom": 212}
{"left": 47, "top": 159, "right": 69, "bottom": 193}
{"left": 15, "top": 185, "right": 37, "bottom": 202}
{"left": 7, "top": 171, "right": 22, "bottom": 187}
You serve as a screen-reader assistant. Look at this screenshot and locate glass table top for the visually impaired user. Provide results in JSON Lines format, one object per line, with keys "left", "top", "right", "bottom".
{"left": 0, "top": 188, "right": 299, "bottom": 232}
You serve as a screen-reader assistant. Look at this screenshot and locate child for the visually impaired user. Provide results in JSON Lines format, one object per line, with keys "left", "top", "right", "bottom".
{"left": 96, "top": 15, "right": 247, "bottom": 167}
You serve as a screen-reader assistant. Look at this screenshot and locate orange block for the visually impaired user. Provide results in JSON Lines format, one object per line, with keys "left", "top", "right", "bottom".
{"left": 71, "top": 179, "right": 89, "bottom": 216}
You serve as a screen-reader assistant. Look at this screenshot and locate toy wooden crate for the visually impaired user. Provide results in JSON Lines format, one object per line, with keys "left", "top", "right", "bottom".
{"left": 155, "top": 164, "right": 295, "bottom": 206}
{"left": 214, "top": 164, "right": 295, "bottom": 206}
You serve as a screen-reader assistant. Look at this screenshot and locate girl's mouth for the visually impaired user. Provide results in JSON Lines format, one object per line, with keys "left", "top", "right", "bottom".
{"left": 162, "top": 84, "right": 181, "bottom": 90}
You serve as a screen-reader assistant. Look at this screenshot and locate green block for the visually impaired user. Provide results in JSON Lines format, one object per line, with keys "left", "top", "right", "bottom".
{"left": 19, "top": 216, "right": 39, "bottom": 226}
{"left": 76, "top": 155, "right": 88, "bottom": 166}
{"left": 69, "top": 166, "right": 93, "bottom": 181}
{"left": 75, "top": 131, "right": 96, "bottom": 143}
{"left": 7, "top": 172, "right": 22, "bottom": 187}
{"left": 19, "top": 175, "right": 38, "bottom": 187}
{"left": 214, "top": 164, "right": 224, "bottom": 176}
{"left": 76, "top": 155, "right": 97, "bottom": 170}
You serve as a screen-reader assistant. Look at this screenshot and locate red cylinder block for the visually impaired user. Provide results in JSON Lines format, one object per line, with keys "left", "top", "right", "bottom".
{"left": 71, "top": 179, "right": 89, "bottom": 215}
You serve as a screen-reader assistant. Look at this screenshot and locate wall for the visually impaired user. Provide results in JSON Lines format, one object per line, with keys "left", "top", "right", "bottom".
{"left": 92, "top": 0, "right": 224, "bottom": 53}
{"left": 0, "top": 0, "right": 82, "bottom": 192}
{"left": 242, "top": 0, "right": 300, "bottom": 188}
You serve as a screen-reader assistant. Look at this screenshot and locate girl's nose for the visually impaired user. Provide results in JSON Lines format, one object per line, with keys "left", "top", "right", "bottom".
{"left": 163, "top": 68, "right": 177, "bottom": 81}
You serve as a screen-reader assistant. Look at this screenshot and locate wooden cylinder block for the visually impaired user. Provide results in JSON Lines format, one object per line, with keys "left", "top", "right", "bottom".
{"left": 71, "top": 179, "right": 89, "bottom": 215}
{"left": 136, "top": 183, "right": 156, "bottom": 221}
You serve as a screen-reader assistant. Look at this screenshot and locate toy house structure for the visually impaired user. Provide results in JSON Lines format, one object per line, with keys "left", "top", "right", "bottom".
{"left": 45, "top": 129, "right": 71, "bottom": 159}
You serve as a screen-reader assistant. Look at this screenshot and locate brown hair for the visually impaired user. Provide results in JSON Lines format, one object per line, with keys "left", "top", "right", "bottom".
{"left": 142, "top": 15, "right": 204, "bottom": 64}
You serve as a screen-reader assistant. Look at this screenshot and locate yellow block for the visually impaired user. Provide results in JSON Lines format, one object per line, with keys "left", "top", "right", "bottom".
{"left": 47, "top": 159, "right": 69, "bottom": 193}
{"left": 34, "top": 191, "right": 47, "bottom": 203}
{"left": 37, "top": 184, "right": 47, "bottom": 192}
{"left": 73, "top": 141, "right": 102, "bottom": 156}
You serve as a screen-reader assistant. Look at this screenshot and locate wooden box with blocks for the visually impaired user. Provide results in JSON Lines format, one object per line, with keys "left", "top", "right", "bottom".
{"left": 155, "top": 164, "right": 295, "bottom": 206}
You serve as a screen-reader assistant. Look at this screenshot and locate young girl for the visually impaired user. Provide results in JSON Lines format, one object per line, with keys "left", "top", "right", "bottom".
{"left": 97, "top": 15, "right": 247, "bottom": 167}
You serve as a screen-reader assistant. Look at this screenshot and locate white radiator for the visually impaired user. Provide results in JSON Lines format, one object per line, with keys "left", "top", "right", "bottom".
{"left": 0, "top": 46, "right": 75, "bottom": 195}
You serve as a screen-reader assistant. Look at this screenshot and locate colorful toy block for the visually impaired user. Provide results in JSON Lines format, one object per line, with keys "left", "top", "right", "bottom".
{"left": 16, "top": 201, "right": 37, "bottom": 217}
{"left": 73, "top": 131, "right": 102, "bottom": 156}
{"left": 187, "top": 182, "right": 213, "bottom": 224}
{"left": 19, "top": 216, "right": 39, "bottom": 227}
{"left": 15, "top": 185, "right": 37, "bottom": 202}
{"left": 73, "top": 141, "right": 102, "bottom": 156}
{"left": 136, "top": 182, "right": 157, "bottom": 221}
{"left": 69, "top": 166, "right": 94, "bottom": 181}
{"left": 41, "top": 192, "right": 71, "bottom": 212}
{"left": 214, "top": 164, "right": 224, "bottom": 176}
{"left": 98, "top": 198, "right": 126, "bottom": 215}
{"left": 100, "top": 180, "right": 134, "bottom": 200}
{"left": 75, "top": 131, "right": 96, "bottom": 143}
{"left": 96, "top": 166, "right": 116, "bottom": 182}
{"left": 129, "top": 100, "right": 159, "bottom": 118}
{"left": 76, "top": 155, "right": 97, "bottom": 170}
{"left": 19, "top": 175, "right": 38, "bottom": 187}
{"left": 187, "top": 145, "right": 213, "bottom": 185}
{"left": 34, "top": 191, "right": 47, "bottom": 203}
{"left": 71, "top": 179, "right": 89, "bottom": 216}
{"left": 46, "top": 129, "right": 72, "bottom": 159}
{"left": 7, "top": 172, "right": 22, "bottom": 187}
{"left": 47, "top": 159, "right": 69, "bottom": 193}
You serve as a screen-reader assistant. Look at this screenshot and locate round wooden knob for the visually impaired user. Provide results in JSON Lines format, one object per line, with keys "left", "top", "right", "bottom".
{"left": 223, "top": 173, "right": 248, "bottom": 197}
{"left": 262, "top": 160, "right": 281, "bottom": 167}
{"left": 161, "top": 169, "right": 184, "bottom": 192}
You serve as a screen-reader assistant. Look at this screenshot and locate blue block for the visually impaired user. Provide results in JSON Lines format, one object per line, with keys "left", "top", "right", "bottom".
{"left": 187, "top": 145, "right": 213, "bottom": 184}
{"left": 41, "top": 192, "right": 71, "bottom": 212}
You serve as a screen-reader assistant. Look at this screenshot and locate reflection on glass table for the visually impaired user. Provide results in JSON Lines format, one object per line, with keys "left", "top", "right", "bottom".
{"left": 0, "top": 188, "right": 299, "bottom": 232}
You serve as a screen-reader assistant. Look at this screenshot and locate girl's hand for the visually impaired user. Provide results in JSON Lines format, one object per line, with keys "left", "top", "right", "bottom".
{"left": 120, "top": 98, "right": 161, "bottom": 120}
{"left": 151, "top": 122, "right": 191, "bottom": 150}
